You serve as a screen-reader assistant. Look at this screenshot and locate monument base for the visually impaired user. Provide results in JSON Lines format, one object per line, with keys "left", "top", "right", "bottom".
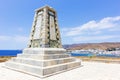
{"left": 4, "top": 48, "right": 81, "bottom": 78}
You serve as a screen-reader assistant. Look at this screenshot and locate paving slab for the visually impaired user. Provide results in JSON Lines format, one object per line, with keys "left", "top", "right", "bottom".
{"left": 1, "top": 62, "right": 120, "bottom": 80}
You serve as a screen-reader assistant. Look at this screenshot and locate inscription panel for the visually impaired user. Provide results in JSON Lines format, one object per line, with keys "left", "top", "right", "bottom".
{"left": 33, "top": 14, "right": 42, "bottom": 39}
{"left": 49, "top": 15, "right": 56, "bottom": 40}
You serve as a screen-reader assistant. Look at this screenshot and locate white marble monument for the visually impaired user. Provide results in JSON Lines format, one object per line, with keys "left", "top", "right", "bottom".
{"left": 4, "top": 6, "right": 81, "bottom": 78}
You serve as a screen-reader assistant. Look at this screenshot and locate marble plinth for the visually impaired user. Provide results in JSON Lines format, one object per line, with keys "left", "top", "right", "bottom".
{"left": 4, "top": 48, "right": 81, "bottom": 78}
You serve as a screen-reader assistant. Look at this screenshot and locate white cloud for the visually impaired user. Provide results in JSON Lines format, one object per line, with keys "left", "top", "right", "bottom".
{"left": 17, "top": 27, "right": 23, "bottom": 32}
{"left": 73, "top": 35, "right": 119, "bottom": 42}
{"left": 61, "top": 16, "right": 120, "bottom": 44}
{"left": 0, "top": 35, "right": 29, "bottom": 43}
{"left": 62, "top": 16, "right": 120, "bottom": 37}
{"left": 0, "top": 35, "right": 11, "bottom": 41}
{"left": 0, "top": 35, "right": 29, "bottom": 49}
{"left": 14, "top": 35, "right": 29, "bottom": 43}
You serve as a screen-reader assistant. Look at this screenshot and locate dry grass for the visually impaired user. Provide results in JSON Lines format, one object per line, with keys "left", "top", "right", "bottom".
{"left": 0, "top": 56, "right": 15, "bottom": 62}
{"left": 76, "top": 56, "right": 120, "bottom": 63}
{"left": 1, "top": 56, "right": 120, "bottom": 63}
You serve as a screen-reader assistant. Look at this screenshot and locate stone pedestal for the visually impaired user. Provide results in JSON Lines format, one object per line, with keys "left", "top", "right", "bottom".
{"left": 5, "top": 48, "right": 81, "bottom": 78}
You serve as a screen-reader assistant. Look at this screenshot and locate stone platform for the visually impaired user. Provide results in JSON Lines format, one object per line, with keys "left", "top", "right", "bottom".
{"left": 4, "top": 48, "right": 81, "bottom": 78}
{"left": 1, "top": 62, "right": 120, "bottom": 80}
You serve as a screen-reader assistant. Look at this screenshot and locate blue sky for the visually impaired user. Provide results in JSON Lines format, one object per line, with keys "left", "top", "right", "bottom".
{"left": 0, "top": 0, "right": 120, "bottom": 49}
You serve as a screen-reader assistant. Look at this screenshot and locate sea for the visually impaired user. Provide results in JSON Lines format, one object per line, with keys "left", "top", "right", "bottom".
{"left": 0, "top": 50, "right": 120, "bottom": 58}
{"left": 70, "top": 53, "right": 120, "bottom": 58}
{"left": 0, "top": 50, "right": 22, "bottom": 56}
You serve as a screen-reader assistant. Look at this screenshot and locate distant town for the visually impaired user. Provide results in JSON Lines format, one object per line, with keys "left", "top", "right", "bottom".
{"left": 64, "top": 42, "right": 120, "bottom": 57}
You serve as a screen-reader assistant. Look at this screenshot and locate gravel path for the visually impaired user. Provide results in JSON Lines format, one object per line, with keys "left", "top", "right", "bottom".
{"left": 0, "top": 62, "right": 120, "bottom": 80}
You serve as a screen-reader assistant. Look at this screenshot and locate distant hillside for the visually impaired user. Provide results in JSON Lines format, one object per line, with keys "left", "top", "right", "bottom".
{"left": 63, "top": 42, "right": 120, "bottom": 50}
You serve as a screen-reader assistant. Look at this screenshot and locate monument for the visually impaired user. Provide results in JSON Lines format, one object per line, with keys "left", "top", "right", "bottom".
{"left": 4, "top": 6, "right": 81, "bottom": 78}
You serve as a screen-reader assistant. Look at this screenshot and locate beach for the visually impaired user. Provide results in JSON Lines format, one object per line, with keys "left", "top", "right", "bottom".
{"left": 0, "top": 61, "right": 120, "bottom": 80}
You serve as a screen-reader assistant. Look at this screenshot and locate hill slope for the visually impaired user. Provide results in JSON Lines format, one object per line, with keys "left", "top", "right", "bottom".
{"left": 63, "top": 42, "right": 120, "bottom": 50}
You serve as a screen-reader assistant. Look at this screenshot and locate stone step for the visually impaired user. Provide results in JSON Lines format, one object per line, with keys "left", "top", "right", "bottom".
{"left": 23, "top": 48, "right": 66, "bottom": 54}
{"left": 43, "top": 60, "right": 81, "bottom": 76}
{"left": 17, "top": 54, "right": 70, "bottom": 60}
{"left": 10, "top": 57, "right": 76, "bottom": 67}
{"left": 5, "top": 60, "right": 81, "bottom": 78}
